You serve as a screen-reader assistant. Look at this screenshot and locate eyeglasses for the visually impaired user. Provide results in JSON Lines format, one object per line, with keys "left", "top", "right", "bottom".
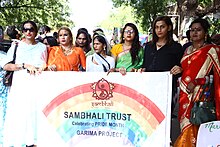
{"left": 124, "top": 29, "right": 134, "bottom": 34}
{"left": 23, "top": 27, "right": 35, "bottom": 32}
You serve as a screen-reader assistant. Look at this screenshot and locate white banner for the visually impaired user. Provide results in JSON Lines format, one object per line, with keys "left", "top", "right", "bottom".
{"left": 3, "top": 72, "right": 172, "bottom": 147}
{"left": 197, "top": 121, "right": 220, "bottom": 147}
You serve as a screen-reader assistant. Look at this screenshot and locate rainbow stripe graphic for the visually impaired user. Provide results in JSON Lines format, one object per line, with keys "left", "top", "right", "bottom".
{"left": 43, "top": 80, "right": 165, "bottom": 146}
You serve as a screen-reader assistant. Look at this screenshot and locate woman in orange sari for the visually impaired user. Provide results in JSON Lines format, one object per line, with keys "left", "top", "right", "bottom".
{"left": 47, "top": 27, "right": 86, "bottom": 71}
{"left": 174, "top": 18, "right": 220, "bottom": 146}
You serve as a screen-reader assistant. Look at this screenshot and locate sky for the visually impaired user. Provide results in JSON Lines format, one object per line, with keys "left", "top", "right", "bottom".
{"left": 69, "top": 0, "right": 113, "bottom": 33}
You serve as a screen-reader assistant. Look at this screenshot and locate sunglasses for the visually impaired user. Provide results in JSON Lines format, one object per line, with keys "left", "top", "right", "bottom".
{"left": 124, "top": 29, "right": 134, "bottom": 34}
{"left": 23, "top": 27, "right": 35, "bottom": 32}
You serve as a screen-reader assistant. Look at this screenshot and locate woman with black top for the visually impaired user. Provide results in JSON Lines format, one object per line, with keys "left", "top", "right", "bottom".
{"left": 142, "top": 16, "right": 184, "bottom": 115}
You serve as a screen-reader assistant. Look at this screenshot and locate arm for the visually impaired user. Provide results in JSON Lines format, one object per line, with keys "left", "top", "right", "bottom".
{"left": 86, "top": 56, "right": 91, "bottom": 72}
{"left": 170, "top": 43, "right": 184, "bottom": 75}
{"left": 110, "top": 45, "right": 118, "bottom": 65}
{"left": 170, "top": 65, "right": 183, "bottom": 75}
{"left": 79, "top": 47, "right": 86, "bottom": 70}
{"left": 186, "top": 76, "right": 209, "bottom": 93}
{"left": 3, "top": 63, "right": 23, "bottom": 71}
{"left": 46, "top": 47, "right": 57, "bottom": 71}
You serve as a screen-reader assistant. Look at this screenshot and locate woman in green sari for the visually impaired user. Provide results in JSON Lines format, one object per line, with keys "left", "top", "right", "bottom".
{"left": 111, "top": 23, "right": 144, "bottom": 74}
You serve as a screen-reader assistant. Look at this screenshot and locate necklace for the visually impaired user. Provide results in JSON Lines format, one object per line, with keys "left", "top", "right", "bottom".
{"left": 187, "top": 43, "right": 205, "bottom": 65}
{"left": 156, "top": 43, "right": 163, "bottom": 47}
{"left": 192, "top": 42, "right": 206, "bottom": 52}
{"left": 156, "top": 42, "right": 166, "bottom": 49}
{"left": 123, "top": 43, "right": 131, "bottom": 51}
{"left": 61, "top": 45, "right": 73, "bottom": 56}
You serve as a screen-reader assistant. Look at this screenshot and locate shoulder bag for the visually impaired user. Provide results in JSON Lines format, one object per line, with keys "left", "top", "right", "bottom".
{"left": 190, "top": 75, "right": 216, "bottom": 125}
{"left": 3, "top": 42, "right": 18, "bottom": 86}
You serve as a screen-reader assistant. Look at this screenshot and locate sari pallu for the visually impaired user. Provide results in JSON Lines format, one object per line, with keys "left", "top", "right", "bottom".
{"left": 174, "top": 44, "right": 220, "bottom": 147}
{"left": 111, "top": 44, "right": 144, "bottom": 71}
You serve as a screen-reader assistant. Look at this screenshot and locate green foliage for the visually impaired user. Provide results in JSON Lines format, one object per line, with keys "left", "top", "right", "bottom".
{"left": 112, "top": 0, "right": 219, "bottom": 35}
{"left": 99, "top": 5, "right": 147, "bottom": 35}
{"left": 100, "top": 6, "right": 135, "bottom": 30}
{"left": 112, "top": 0, "right": 175, "bottom": 31}
{"left": 0, "top": 0, "right": 74, "bottom": 30}
{"left": 206, "top": 17, "right": 220, "bottom": 35}
{"left": 198, "top": 0, "right": 220, "bottom": 35}
{"left": 199, "top": 0, "right": 213, "bottom": 6}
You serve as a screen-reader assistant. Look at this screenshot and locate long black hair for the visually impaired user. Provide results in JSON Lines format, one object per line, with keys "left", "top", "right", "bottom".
{"left": 120, "top": 23, "right": 141, "bottom": 65}
{"left": 93, "top": 35, "right": 107, "bottom": 54}
{"left": 43, "top": 36, "right": 58, "bottom": 47}
{"left": 75, "top": 29, "right": 91, "bottom": 53}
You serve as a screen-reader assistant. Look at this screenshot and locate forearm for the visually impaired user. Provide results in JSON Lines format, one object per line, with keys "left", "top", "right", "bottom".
{"left": 3, "top": 63, "right": 23, "bottom": 71}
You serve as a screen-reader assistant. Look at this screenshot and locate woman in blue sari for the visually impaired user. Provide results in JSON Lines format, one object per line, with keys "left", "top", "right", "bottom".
{"left": 0, "top": 51, "right": 8, "bottom": 146}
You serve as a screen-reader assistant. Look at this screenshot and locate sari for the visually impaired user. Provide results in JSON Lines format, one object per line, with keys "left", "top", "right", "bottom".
{"left": 111, "top": 44, "right": 144, "bottom": 71}
{"left": 47, "top": 46, "right": 86, "bottom": 71}
{"left": 0, "top": 70, "right": 8, "bottom": 145}
{"left": 174, "top": 44, "right": 220, "bottom": 147}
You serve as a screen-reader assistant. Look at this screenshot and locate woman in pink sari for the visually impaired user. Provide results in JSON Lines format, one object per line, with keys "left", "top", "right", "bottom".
{"left": 174, "top": 18, "right": 220, "bottom": 146}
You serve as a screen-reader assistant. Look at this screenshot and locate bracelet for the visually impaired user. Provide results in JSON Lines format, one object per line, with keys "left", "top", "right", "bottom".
{"left": 22, "top": 63, "right": 25, "bottom": 69}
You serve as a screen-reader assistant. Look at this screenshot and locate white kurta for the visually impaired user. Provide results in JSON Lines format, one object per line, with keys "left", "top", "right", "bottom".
{"left": 0, "top": 41, "right": 47, "bottom": 147}
{"left": 86, "top": 54, "right": 115, "bottom": 72}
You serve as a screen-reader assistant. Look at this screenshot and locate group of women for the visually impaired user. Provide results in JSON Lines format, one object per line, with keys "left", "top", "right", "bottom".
{"left": 0, "top": 15, "right": 220, "bottom": 147}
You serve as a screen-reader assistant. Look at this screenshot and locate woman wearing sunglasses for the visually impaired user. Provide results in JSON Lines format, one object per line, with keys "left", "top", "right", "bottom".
{"left": 0, "top": 20, "right": 47, "bottom": 147}
{"left": 110, "top": 23, "right": 144, "bottom": 75}
{"left": 1, "top": 20, "right": 47, "bottom": 74}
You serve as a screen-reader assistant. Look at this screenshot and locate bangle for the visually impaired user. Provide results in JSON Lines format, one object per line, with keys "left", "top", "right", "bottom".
{"left": 22, "top": 63, "right": 25, "bottom": 69}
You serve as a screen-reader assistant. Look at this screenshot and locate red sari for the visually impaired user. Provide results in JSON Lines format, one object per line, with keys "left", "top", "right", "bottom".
{"left": 174, "top": 44, "right": 220, "bottom": 147}
{"left": 47, "top": 46, "right": 86, "bottom": 71}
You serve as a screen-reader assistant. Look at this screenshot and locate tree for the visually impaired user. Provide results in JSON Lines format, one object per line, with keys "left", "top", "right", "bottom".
{"left": 112, "top": 0, "right": 220, "bottom": 36}
{"left": 0, "top": 0, "right": 74, "bottom": 30}
{"left": 99, "top": 5, "right": 146, "bottom": 43}
{"left": 176, "top": 0, "right": 220, "bottom": 35}
{"left": 112, "top": 0, "right": 175, "bottom": 32}
{"left": 99, "top": 6, "right": 137, "bottom": 31}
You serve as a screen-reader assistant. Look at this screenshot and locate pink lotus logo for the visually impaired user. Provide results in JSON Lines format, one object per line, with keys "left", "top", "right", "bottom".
{"left": 91, "top": 78, "right": 114, "bottom": 100}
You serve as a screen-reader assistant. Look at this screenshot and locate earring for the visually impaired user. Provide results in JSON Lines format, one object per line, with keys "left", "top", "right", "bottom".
{"left": 205, "top": 35, "right": 207, "bottom": 42}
